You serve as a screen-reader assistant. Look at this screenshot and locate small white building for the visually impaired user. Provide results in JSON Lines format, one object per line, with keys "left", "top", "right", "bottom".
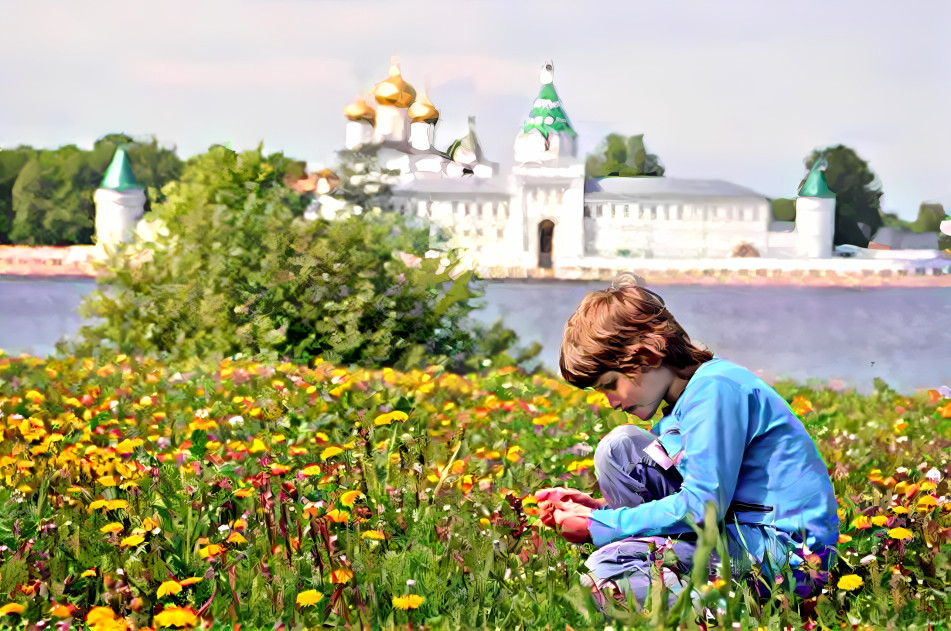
{"left": 93, "top": 146, "right": 146, "bottom": 254}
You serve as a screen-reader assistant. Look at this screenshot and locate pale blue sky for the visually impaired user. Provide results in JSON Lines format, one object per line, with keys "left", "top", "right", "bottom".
{"left": 2, "top": 0, "right": 949, "bottom": 219}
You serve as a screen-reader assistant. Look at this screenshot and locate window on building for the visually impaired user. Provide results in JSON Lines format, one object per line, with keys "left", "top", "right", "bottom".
{"left": 623, "top": 205, "right": 630, "bottom": 218}
{"left": 584, "top": 205, "right": 591, "bottom": 218}
{"left": 597, "top": 206, "right": 604, "bottom": 218}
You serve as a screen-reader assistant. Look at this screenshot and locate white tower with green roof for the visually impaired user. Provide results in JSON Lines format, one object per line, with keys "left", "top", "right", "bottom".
{"left": 510, "top": 61, "right": 586, "bottom": 271}
{"left": 514, "top": 61, "right": 578, "bottom": 163}
{"left": 795, "top": 158, "right": 836, "bottom": 258}
{"left": 93, "top": 146, "right": 146, "bottom": 252}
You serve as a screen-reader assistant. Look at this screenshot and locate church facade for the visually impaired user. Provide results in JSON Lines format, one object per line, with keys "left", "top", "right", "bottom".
{"left": 342, "top": 60, "right": 835, "bottom": 271}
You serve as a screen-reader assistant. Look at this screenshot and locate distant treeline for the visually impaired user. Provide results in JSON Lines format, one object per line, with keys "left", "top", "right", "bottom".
{"left": 0, "top": 134, "right": 183, "bottom": 246}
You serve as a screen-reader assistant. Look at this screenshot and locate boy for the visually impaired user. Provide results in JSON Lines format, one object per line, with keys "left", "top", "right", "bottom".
{"left": 537, "top": 279, "right": 839, "bottom": 605}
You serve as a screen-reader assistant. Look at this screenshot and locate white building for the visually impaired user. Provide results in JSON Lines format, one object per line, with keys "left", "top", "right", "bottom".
{"left": 348, "top": 60, "right": 907, "bottom": 273}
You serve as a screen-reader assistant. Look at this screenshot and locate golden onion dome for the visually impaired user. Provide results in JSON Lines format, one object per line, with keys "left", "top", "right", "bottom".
{"left": 343, "top": 96, "right": 375, "bottom": 124}
{"left": 373, "top": 65, "right": 416, "bottom": 108}
{"left": 408, "top": 92, "right": 439, "bottom": 123}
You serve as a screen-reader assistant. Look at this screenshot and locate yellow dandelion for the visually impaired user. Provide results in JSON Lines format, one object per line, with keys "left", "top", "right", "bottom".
{"left": 81, "top": 569, "right": 97, "bottom": 578}
{"left": 301, "top": 464, "right": 323, "bottom": 476}
{"left": 392, "top": 595, "right": 425, "bottom": 610}
{"left": 361, "top": 530, "right": 385, "bottom": 540}
{"left": 890, "top": 506, "right": 909, "bottom": 515}
{"left": 100, "top": 522, "right": 124, "bottom": 534}
{"left": 296, "top": 589, "right": 324, "bottom": 607}
{"left": 119, "top": 535, "right": 144, "bottom": 548}
{"left": 836, "top": 574, "right": 864, "bottom": 591}
{"left": 320, "top": 446, "right": 344, "bottom": 460}
{"left": 178, "top": 577, "right": 203, "bottom": 586}
{"left": 533, "top": 413, "right": 560, "bottom": 426}
{"left": 871, "top": 515, "right": 888, "bottom": 527}
{"left": 157, "top": 581, "right": 182, "bottom": 598}
{"left": 153, "top": 606, "right": 198, "bottom": 628}
{"left": 837, "top": 533, "right": 852, "bottom": 544}
{"left": 0, "top": 603, "right": 25, "bottom": 616}
{"left": 373, "top": 411, "right": 409, "bottom": 426}
{"left": 85, "top": 606, "right": 119, "bottom": 626}
{"left": 887, "top": 527, "right": 914, "bottom": 540}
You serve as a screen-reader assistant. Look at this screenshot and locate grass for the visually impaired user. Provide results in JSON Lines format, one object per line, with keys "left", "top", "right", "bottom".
{"left": 0, "top": 350, "right": 949, "bottom": 630}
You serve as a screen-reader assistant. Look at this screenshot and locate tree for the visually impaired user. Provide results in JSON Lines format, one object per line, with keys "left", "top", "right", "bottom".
{"left": 0, "top": 147, "right": 33, "bottom": 244}
{"left": 585, "top": 133, "right": 665, "bottom": 179}
{"left": 58, "top": 143, "right": 529, "bottom": 373}
{"left": 4, "top": 134, "right": 183, "bottom": 245}
{"left": 910, "top": 203, "right": 945, "bottom": 234}
{"left": 804, "top": 145, "right": 883, "bottom": 248}
{"left": 770, "top": 198, "right": 796, "bottom": 222}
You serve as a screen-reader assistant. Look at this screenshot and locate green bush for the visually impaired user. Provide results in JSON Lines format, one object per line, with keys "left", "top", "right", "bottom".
{"left": 57, "top": 144, "right": 532, "bottom": 374}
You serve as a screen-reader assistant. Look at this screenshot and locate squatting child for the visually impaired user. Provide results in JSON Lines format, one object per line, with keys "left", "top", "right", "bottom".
{"left": 536, "top": 278, "right": 839, "bottom": 606}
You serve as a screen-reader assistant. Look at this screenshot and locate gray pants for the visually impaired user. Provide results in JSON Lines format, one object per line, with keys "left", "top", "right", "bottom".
{"left": 584, "top": 425, "right": 711, "bottom": 610}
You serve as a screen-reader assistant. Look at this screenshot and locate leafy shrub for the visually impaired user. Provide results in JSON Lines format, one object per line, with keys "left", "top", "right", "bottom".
{"left": 58, "top": 144, "right": 531, "bottom": 373}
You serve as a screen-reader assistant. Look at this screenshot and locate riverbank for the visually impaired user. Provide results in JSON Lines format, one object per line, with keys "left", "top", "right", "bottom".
{"left": 3, "top": 244, "right": 951, "bottom": 287}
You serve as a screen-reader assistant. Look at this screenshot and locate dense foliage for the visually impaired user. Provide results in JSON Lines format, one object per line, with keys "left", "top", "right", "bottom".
{"left": 804, "top": 146, "right": 884, "bottom": 249}
{"left": 585, "top": 134, "right": 666, "bottom": 179}
{"left": 58, "top": 144, "right": 531, "bottom": 374}
{"left": 0, "top": 351, "right": 950, "bottom": 630}
{"left": 0, "top": 134, "right": 183, "bottom": 246}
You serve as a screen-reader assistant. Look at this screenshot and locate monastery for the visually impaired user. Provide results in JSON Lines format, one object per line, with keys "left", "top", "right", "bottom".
{"left": 64, "top": 60, "right": 947, "bottom": 282}
{"left": 326, "top": 60, "right": 949, "bottom": 277}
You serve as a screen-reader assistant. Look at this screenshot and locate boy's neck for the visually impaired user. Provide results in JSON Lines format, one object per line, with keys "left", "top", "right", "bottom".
{"left": 663, "top": 362, "right": 704, "bottom": 410}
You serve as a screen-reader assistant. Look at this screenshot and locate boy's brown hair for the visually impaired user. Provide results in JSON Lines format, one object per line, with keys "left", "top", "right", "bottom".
{"left": 559, "top": 275, "right": 713, "bottom": 388}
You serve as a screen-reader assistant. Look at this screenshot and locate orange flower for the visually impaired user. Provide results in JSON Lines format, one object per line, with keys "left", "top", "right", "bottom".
{"left": 326, "top": 509, "right": 350, "bottom": 523}
{"left": 791, "top": 395, "right": 813, "bottom": 417}
{"left": 850, "top": 515, "right": 872, "bottom": 530}
{"left": 198, "top": 544, "right": 224, "bottom": 559}
{"left": 331, "top": 567, "right": 354, "bottom": 584}
{"left": 339, "top": 490, "right": 362, "bottom": 506}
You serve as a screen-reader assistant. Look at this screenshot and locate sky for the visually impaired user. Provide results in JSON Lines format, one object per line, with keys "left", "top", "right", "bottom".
{"left": 2, "top": 0, "right": 949, "bottom": 220}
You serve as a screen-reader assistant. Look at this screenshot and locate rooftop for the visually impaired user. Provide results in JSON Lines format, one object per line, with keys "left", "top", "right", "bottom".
{"left": 584, "top": 177, "right": 767, "bottom": 201}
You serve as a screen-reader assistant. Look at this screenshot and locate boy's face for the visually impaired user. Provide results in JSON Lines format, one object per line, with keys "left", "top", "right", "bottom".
{"left": 593, "top": 366, "right": 673, "bottom": 421}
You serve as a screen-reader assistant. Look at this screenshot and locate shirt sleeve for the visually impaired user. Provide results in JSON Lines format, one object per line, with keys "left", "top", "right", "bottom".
{"left": 587, "top": 376, "right": 752, "bottom": 548}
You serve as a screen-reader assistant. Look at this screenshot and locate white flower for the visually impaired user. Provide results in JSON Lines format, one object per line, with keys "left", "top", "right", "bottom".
{"left": 228, "top": 416, "right": 244, "bottom": 426}
{"left": 860, "top": 554, "right": 877, "bottom": 565}
{"left": 926, "top": 467, "right": 942, "bottom": 483}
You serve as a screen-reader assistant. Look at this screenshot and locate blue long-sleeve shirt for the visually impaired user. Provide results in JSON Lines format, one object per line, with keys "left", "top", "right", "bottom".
{"left": 587, "top": 357, "right": 839, "bottom": 570}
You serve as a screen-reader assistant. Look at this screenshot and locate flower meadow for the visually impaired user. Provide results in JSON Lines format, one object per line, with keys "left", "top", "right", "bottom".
{"left": 0, "top": 351, "right": 950, "bottom": 630}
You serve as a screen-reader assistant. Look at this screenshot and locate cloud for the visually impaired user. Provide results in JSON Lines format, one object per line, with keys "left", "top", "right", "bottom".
{"left": 129, "top": 58, "right": 356, "bottom": 90}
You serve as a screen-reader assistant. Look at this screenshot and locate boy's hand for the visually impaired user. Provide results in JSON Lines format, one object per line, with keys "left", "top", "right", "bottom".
{"left": 539, "top": 500, "right": 593, "bottom": 544}
{"left": 535, "top": 487, "right": 605, "bottom": 509}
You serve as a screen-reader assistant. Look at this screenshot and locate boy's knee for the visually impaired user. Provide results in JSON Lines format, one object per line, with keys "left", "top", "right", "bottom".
{"left": 594, "top": 425, "right": 647, "bottom": 473}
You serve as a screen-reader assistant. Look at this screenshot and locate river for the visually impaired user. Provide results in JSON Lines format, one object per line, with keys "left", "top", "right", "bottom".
{"left": 1, "top": 276, "right": 949, "bottom": 396}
